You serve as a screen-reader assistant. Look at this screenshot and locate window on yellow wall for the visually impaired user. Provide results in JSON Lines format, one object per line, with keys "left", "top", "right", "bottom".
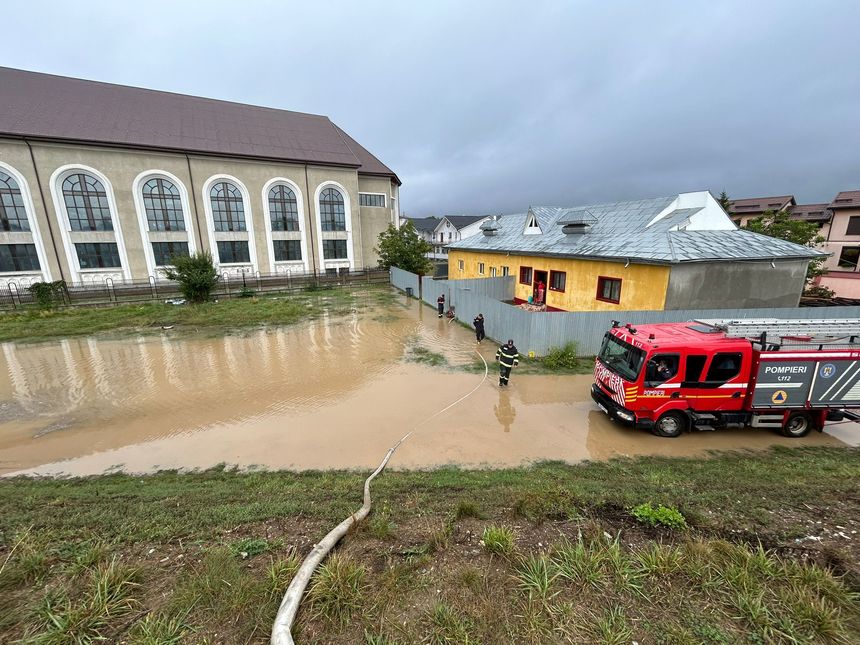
{"left": 458, "top": 259, "right": 464, "bottom": 271}
{"left": 549, "top": 270, "right": 566, "bottom": 292}
{"left": 478, "top": 262, "right": 485, "bottom": 275}
{"left": 490, "top": 267, "right": 497, "bottom": 277}
{"left": 596, "top": 276, "right": 622, "bottom": 303}
{"left": 519, "top": 266, "right": 532, "bottom": 284}
{"left": 501, "top": 266, "right": 509, "bottom": 276}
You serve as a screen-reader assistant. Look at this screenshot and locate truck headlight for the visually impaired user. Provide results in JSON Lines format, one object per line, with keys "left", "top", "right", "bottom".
{"left": 616, "top": 410, "right": 634, "bottom": 422}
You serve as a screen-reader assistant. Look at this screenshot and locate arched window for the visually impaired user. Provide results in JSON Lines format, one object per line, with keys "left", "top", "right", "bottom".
{"left": 0, "top": 171, "right": 30, "bottom": 232}
{"left": 319, "top": 187, "right": 346, "bottom": 231}
{"left": 62, "top": 173, "right": 113, "bottom": 231}
{"left": 142, "top": 177, "right": 185, "bottom": 231}
{"left": 210, "top": 181, "right": 246, "bottom": 232}
{"left": 269, "top": 185, "right": 299, "bottom": 231}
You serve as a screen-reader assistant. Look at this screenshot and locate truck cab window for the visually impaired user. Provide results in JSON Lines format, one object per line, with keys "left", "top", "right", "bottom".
{"left": 705, "top": 352, "right": 742, "bottom": 382}
{"left": 646, "top": 354, "right": 678, "bottom": 383}
{"left": 685, "top": 355, "right": 707, "bottom": 382}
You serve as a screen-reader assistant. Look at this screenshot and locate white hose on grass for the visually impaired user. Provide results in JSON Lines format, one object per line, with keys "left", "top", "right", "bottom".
{"left": 271, "top": 348, "right": 490, "bottom": 645}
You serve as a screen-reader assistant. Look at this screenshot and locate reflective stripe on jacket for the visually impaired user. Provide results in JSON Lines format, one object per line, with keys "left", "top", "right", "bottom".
{"left": 496, "top": 344, "right": 519, "bottom": 368}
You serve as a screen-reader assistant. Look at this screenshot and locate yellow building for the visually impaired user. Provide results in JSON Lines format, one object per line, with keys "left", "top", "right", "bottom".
{"left": 447, "top": 192, "right": 821, "bottom": 312}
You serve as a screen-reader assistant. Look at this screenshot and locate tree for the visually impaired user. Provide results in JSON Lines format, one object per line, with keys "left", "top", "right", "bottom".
{"left": 744, "top": 209, "right": 826, "bottom": 281}
{"left": 374, "top": 221, "right": 434, "bottom": 274}
{"left": 718, "top": 191, "right": 732, "bottom": 213}
{"left": 163, "top": 251, "right": 220, "bottom": 303}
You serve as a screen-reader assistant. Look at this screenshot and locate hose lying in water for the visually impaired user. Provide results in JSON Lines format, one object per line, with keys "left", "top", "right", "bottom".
{"left": 271, "top": 349, "right": 490, "bottom": 645}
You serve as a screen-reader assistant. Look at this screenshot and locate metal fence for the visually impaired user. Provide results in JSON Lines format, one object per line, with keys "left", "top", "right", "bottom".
{"left": 389, "top": 267, "right": 420, "bottom": 297}
{"left": 0, "top": 267, "right": 390, "bottom": 309}
{"left": 390, "top": 268, "right": 860, "bottom": 356}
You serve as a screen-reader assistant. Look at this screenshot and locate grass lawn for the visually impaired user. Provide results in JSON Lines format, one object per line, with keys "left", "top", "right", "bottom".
{"left": 1, "top": 447, "right": 858, "bottom": 643}
{"left": 0, "top": 286, "right": 395, "bottom": 343}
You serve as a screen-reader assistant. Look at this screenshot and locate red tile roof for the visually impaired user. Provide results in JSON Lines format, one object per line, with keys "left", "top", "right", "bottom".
{"left": 0, "top": 67, "right": 399, "bottom": 183}
{"left": 830, "top": 190, "right": 860, "bottom": 209}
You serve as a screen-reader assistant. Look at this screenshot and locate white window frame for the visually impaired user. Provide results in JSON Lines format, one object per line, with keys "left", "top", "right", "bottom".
{"left": 358, "top": 192, "right": 386, "bottom": 208}
{"left": 502, "top": 266, "right": 510, "bottom": 276}
{"left": 478, "top": 262, "right": 485, "bottom": 275}
{"left": 201, "top": 174, "right": 258, "bottom": 274}
{"left": 49, "top": 164, "right": 131, "bottom": 283}
{"left": 132, "top": 170, "right": 197, "bottom": 278}
{"left": 314, "top": 180, "right": 353, "bottom": 270}
{"left": 262, "top": 177, "right": 308, "bottom": 274}
{"left": 458, "top": 259, "right": 464, "bottom": 272}
{"left": 0, "top": 161, "right": 52, "bottom": 284}
{"left": 490, "top": 267, "right": 497, "bottom": 277}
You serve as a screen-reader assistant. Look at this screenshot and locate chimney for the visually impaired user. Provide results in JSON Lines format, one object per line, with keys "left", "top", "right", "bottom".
{"left": 481, "top": 215, "right": 499, "bottom": 237}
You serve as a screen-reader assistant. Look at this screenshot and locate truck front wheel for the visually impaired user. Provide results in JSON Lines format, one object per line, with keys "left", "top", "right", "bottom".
{"left": 653, "top": 411, "right": 687, "bottom": 438}
{"left": 782, "top": 413, "right": 813, "bottom": 438}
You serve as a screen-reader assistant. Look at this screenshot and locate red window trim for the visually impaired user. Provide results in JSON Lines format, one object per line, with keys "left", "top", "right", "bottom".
{"left": 548, "top": 270, "right": 566, "bottom": 292}
{"left": 596, "top": 275, "right": 622, "bottom": 304}
{"left": 519, "top": 265, "right": 533, "bottom": 285}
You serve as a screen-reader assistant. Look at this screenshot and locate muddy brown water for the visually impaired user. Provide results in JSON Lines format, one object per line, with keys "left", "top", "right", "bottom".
{"left": 0, "top": 296, "right": 857, "bottom": 477}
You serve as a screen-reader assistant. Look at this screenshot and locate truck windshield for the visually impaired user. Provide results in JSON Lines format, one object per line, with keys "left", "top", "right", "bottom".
{"left": 597, "top": 333, "right": 645, "bottom": 381}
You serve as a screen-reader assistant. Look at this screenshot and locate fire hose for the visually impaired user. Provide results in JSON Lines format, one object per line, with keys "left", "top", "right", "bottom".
{"left": 271, "top": 348, "right": 490, "bottom": 644}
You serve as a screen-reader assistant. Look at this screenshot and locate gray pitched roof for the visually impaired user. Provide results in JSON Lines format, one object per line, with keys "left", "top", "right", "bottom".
{"left": 0, "top": 67, "right": 400, "bottom": 183}
{"left": 448, "top": 195, "right": 824, "bottom": 264}
{"left": 443, "top": 215, "right": 487, "bottom": 229}
{"left": 405, "top": 217, "right": 440, "bottom": 232}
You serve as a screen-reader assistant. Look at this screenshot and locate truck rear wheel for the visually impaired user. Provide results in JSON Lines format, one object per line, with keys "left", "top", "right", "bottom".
{"left": 782, "top": 413, "right": 813, "bottom": 438}
{"left": 653, "top": 411, "right": 687, "bottom": 438}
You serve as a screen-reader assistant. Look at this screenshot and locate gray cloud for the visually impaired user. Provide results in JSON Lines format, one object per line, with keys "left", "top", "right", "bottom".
{"left": 2, "top": 1, "right": 858, "bottom": 216}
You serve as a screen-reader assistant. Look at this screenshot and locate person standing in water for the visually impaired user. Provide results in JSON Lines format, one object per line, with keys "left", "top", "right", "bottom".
{"left": 496, "top": 339, "right": 519, "bottom": 386}
{"left": 437, "top": 293, "right": 445, "bottom": 318}
{"left": 473, "top": 313, "right": 485, "bottom": 342}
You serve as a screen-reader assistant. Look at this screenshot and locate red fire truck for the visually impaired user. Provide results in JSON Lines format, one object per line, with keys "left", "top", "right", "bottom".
{"left": 591, "top": 318, "right": 860, "bottom": 437}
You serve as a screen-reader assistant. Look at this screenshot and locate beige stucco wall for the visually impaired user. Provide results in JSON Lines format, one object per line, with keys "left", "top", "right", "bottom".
{"left": 0, "top": 137, "right": 396, "bottom": 283}
{"left": 822, "top": 208, "right": 860, "bottom": 272}
{"left": 357, "top": 175, "right": 398, "bottom": 266}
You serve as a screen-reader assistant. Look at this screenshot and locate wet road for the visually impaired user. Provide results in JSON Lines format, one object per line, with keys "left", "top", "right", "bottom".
{"left": 0, "top": 296, "right": 857, "bottom": 476}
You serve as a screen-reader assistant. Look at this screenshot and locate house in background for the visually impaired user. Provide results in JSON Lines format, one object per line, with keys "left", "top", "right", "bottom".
{"left": 818, "top": 191, "right": 860, "bottom": 297}
{"left": 727, "top": 189, "right": 860, "bottom": 297}
{"left": 448, "top": 191, "right": 822, "bottom": 312}
{"left": 727, "top": 195, "right": 796, "bottom": 227}
{"left": 402, "top": 216, "right": 441, "bottom": 258}
{"left": 726, "top": 195, "right": 831, "bottom": 236}
{"left": 404, "top": 214, "right": 495, "bottom": 260}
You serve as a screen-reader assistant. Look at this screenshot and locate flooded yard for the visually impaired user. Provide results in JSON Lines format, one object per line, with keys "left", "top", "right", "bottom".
{"left": 0, "top": 294, "right": 857, "bottom": 476}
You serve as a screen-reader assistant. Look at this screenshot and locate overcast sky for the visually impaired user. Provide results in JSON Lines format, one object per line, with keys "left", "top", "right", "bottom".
{"left": 2, "top": 1, "right": 858, "bottom": 216}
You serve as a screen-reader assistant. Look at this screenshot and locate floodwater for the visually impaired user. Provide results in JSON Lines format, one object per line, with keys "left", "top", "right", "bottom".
{"left": 0, "top": 295, "right": 857, "bottom": 477}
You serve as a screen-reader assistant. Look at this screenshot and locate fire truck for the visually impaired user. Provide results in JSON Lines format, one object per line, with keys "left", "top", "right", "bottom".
{"left": 591, "top": 318, "right": 860, "bottom": 437}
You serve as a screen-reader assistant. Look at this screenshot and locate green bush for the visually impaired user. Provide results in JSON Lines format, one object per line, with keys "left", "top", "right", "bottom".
{"left": 163, "top": 252, "right": 219, "bottom": 303}
{"left": 541, "top": 342, "right": 579, "bottom": 370}
{"left": 631, "top": 503, "right": 687, "bottom": 530}
{"left": 238, "top": 287, "right": 256, "bottom": 298}
{"left": 27, "top": 280, "right": 67, "bottom": 308}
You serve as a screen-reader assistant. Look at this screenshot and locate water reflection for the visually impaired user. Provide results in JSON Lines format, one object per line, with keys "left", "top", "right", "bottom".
{"left": 494, "top": 389, "right": 516, "bottom": 433}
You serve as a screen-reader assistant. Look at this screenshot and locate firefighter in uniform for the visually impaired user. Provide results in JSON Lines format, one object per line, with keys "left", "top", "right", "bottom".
{"left": 496, "top": 339, "right": 519, "bottom": 386}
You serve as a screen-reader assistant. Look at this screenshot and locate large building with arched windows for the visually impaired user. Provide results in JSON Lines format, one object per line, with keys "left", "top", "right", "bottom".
{"left": 0, "top": 67, "right": 401, "bottom": 286}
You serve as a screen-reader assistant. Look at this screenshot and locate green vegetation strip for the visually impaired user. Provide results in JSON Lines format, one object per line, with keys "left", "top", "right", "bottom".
{"left": 1, "top": 447, "right": 858, "bottom": 642}
{"left": 0, "top": 286, "right": 395, "bottom": 343}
